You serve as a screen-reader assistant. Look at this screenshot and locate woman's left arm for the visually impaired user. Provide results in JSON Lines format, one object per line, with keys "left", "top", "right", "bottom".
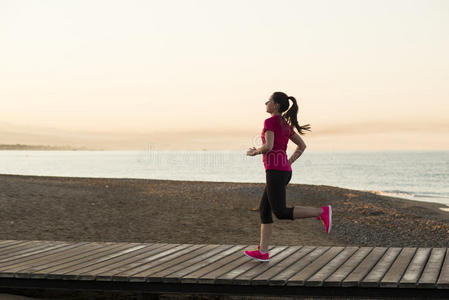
{"left": 247, "top": 131, "right": 274, "bottom": 156}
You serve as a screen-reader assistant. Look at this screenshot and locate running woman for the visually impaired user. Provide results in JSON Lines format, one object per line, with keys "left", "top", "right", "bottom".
{"left": 244, "top": 91, "right": 332, "bottom": 262}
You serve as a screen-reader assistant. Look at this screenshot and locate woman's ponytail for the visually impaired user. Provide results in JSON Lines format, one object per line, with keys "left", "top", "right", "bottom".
{"left": 283, "top": 96, "right": 311, "bottom": 135}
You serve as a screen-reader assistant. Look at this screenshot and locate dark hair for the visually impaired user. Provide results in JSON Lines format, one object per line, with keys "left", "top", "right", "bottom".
{"left": 271, "top": 91, "right": 311, "bottom": 135}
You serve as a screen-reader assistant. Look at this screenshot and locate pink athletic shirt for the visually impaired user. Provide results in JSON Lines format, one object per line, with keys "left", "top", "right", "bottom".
{"left": 261, "top": 115, "right": 292, "bottom": 171}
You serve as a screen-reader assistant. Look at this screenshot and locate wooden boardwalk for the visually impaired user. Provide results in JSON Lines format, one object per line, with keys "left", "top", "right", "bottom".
{"left": 0, "top": 239, "right": 448, "bottom": 298}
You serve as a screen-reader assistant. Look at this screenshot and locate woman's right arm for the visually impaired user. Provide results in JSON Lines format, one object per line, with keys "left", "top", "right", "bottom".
{"left": 288, "top": 132, "right": 306, "bottom": 165}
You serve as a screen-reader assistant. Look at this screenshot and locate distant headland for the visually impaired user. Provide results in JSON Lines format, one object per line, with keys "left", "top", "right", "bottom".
{"left": 0, "top": 144, "right": 103, "bottom": 151}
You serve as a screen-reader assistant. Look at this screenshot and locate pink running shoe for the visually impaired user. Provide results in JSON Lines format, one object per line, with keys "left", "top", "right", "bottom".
{"left": 244, "top": 248, "right": 269, "bottom": 262}
{"left": 316, "top": 205, "right": 332, "bottom": 234}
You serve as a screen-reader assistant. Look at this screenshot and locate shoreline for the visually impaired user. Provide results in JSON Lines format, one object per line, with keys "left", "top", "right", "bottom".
{"left": 1, "top": 172, "right": 449, "bottom": 208}
{"left": 367, "top": 190, "right": 449, "bottom": 211}
{"left": 0, "top": 173, "right": 449, "bottom": 209}
{"left": 1, "top": 173, "right": 449, "bottom": 248}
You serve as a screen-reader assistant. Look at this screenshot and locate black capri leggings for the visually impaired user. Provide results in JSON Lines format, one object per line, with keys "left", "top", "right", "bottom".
{"left": 260, "top": 169, "right": 294, "bottom": 224}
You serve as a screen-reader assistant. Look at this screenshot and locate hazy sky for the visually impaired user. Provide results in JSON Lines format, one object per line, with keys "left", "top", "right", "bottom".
{"left": 1, "top": 0, "right": 448, "bottom": 150}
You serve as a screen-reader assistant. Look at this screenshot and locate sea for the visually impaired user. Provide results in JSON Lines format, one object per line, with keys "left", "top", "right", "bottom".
{"left": 0, "top": 150, "right": 448, "bottom": 207}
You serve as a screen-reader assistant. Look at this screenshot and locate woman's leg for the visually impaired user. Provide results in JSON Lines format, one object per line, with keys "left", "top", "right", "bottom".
{"left": 259, "top": 223, "right": 272, "bottom": 253}
{"left": 285, "top": 171, "right": 323, "bottom": 219}
{"left": 259, "top": 186, "right": 273, "bottom": 253}
{"left": 268, "top": 170, "right": 323, "bottom": 219}
{"left": 259, "top": 170, "right": 324, "bottom": 253}
{"left": 266, "top": 170, "right": 295, "bottom": 220}
{"left": 258, "top": 170, "right": 292, "bottom": 254}
{"left": 293, "top": 206, "right": 322, "bottom": 218}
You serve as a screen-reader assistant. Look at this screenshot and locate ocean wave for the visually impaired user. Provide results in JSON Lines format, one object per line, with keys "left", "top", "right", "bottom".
{"left": 370, "top": 190, "right": 449, "bottom": 205}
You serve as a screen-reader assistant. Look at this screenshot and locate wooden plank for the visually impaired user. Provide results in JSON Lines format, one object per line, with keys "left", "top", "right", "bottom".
{"left": 0, "top": 242, "right": 84, "bottom": 274}
{"left": 341, "top": 247, "right": 388, "bottom": 287}
{"left": 0, "top": 241, "right": 51, "bottom": 257}
{"left": 95, "top": 244, "right": 181, "bottom": 281}
{"left": 0, "top": 242, "right": 47, "bottom": 259}
{"left": 0, "top": 240, "right": 26, "bottom": 250}
{"left": 418, "top": 248, "right": 446, "bottom": 288}
{"left": 78, "top": 245, "right": 176, "bottom": 280}
{"left": 306, "top": 247, "right": 359, "bottom": 287}
{"left": 360, "top": 247, "right": 402, "bottom": 287}
{"left": 80, "top": 243, "right": 167, "bottom": 281}
{"left": 380, "top": 247, "right": 417, "bottom": 287}
{"left": 232, "top": 246, "right": 302, "bottom": 285}
{"left": 9, "top": 242, "right": 91, "bottom": 278}
{"left": 113, "top": 244, "right": 201, "bottom": 282}
{"left": 31, "top": 242, "right": 144, "bottom": 279}
{"left": 214, "top": 246, "right": 287, "bottom": 285}
{"left": 43, "top": 243, "right": 139, "bottom": 280}
{"left": 3, "top": 240, "right": 447, "bottom": 293}
{"left": 0, "top": 240, "right": 39, "bottom": 252}
{"left": 0, "top": 240, "right": 16, "bottom": 247}
{"left": 0, "top": 241, "right": 74, "bottom": 262}
{"left": 323, "top": 247, "right": 373, "bottom": 287}
{"left": 110, "top": 244, "right": 194, "bottom": 282}
{"left": 168, "top": 245, "right": 246, "bottom": 284}
{"left": 399, "top": 248, "right": 432, "bottom": 288}
{"left": 436, "top": 248, "right": 449, "bottom": 289}
{"left": 130, "top": 244, "right": 215, "bottom": 282}
{"left": 269, "top": 247, "right": 329, "bottom": 286}
{"left": 0, "top": 242, "right": 72, "bottom": 269}
{"left": 197, "top": 245, "right": 276, "bottom": 285}
{"left": 252, "top": 246, "right": 313, "bottom": 286}
{"left": 14, "top": 242, "right": 104, "bottom": 279}
{"left": 155, "top": 245, "right": 236, "bottom": 283}
{"left": 46, "top": 243, "right": 144, "bottom": 280}
{"left": 287, "top": 247, "right": 345, "bottom": 286}
{"left": 77, "top": 243, "right": 164, "bottom": 280}
{"left": 181, "top": 245, "right": 251, "bottom": 284}
{"left": 0, "top": 240, "right": 17, "bottom": 244}
{"left": 150, "top": 245, "right": 234, "bottom": 283}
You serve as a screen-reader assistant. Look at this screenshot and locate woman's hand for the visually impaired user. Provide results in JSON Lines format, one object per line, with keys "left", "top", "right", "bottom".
{"left": 246, "top": 147, "right": 258, "bottom": 156}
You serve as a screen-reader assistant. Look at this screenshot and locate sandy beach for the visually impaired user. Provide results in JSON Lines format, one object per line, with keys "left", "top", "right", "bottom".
{"left": 1, "top": 173, "right": 449, "bottom": 299}
{"left": 1, "top": 173, "right": 448, "bottom": 248}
